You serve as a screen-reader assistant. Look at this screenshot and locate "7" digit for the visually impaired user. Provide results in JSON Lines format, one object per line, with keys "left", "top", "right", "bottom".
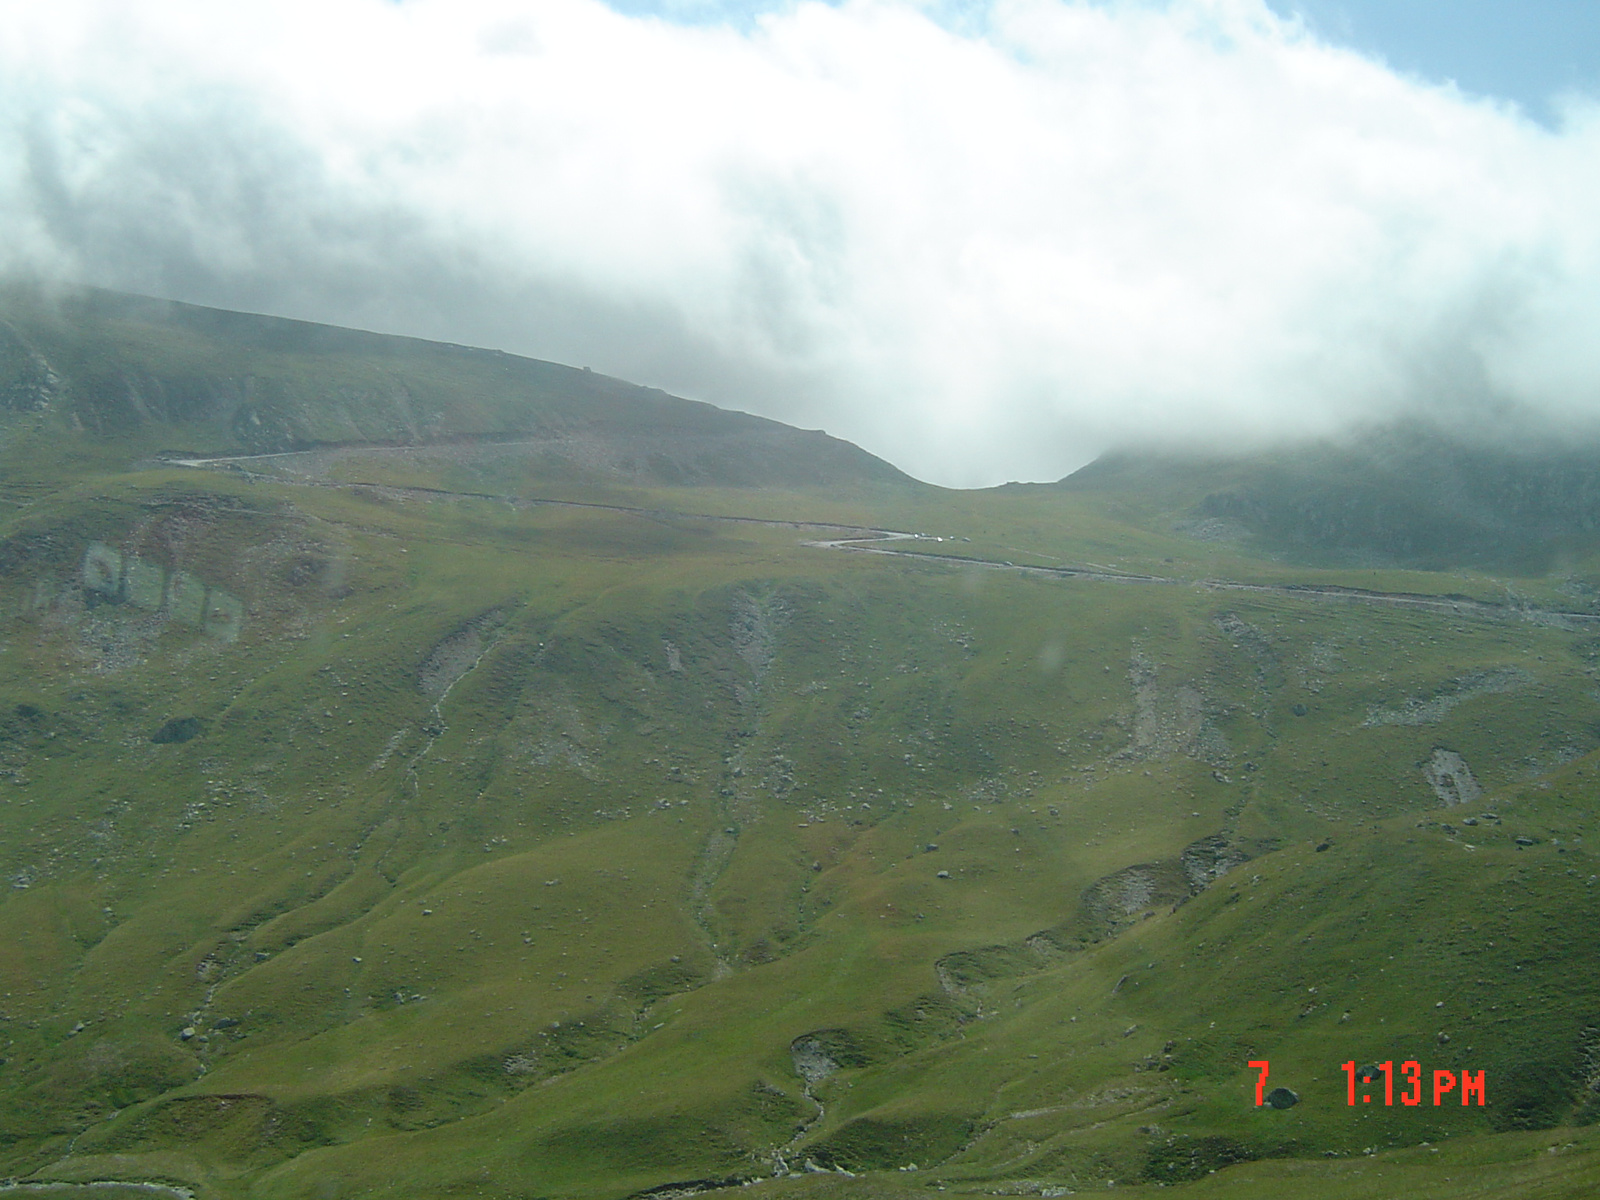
{"left": 1249, "top": 1060, "right": 1270, "bottom": 1106}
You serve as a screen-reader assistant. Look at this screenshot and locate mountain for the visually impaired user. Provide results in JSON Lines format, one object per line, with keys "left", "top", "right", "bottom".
{"left": 1057, "top": 421, "right": 1600, "bottom": 573}
{"left": 0, "top": 284, "right": 912, "bottom": 490}
{"left": 4, "top": 291, "right": 1600, "bottom": 1200}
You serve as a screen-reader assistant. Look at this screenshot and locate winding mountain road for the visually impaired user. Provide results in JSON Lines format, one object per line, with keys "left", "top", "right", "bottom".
{"left": 804, "top": 528, "right": 1600, "bottom": 624}
{"left": 165, "top": 452, "right": 1600, "bottom": 627}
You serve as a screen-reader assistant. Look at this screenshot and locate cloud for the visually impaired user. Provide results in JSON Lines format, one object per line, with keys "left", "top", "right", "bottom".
{"left": 2, "top": 0, "right": 1599, "bottom": 486}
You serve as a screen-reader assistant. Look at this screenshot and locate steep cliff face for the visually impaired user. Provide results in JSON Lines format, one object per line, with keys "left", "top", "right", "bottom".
{"left": 1062, "top": 422, "right": 1600, "bottom": 570}
{"left": 0, "top": 285, "right": 913, "bottom": 488}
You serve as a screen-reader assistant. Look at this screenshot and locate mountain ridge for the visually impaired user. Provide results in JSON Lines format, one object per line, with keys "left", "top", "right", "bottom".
{"left": 0, "top": 283, "right": 914, "bottom": 491}
{"left": 1057, "top": 420, "right": 1600, "bottom": 572}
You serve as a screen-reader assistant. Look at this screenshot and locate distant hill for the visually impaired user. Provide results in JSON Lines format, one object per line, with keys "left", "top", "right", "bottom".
{"left": 1059, "top": 421, "right": 1600, "bottom": 572}
{"left": 0, "top": 284, "right": 913, "bottom": 489}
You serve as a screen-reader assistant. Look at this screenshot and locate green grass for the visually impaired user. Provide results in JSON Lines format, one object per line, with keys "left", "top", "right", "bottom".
{"left": 7, "top": 291, "right": 1600, "bottom": 1199}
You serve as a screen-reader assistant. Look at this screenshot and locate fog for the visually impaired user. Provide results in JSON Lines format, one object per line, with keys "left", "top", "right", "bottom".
{"left": 3, "top": 0, "right": 1599, "bottom": 486}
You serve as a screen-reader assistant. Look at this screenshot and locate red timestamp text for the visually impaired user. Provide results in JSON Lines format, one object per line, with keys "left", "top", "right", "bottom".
{"left": 1245, "top": 1060, "right": 1487, "bottom": 1108}
{"left": 1343, "top": 1060, "right": 1485, "bottom": 1106}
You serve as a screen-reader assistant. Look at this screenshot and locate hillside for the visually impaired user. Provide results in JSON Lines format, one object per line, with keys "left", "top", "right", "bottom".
{"left": 1056, "top": 422, "right": 1600, "bottom": 573}
{"left": 0, "top": 285, "right": 912, "bottom": 491}
{"left": 4, "top": 293, "right": 1600, "bottom": 1200}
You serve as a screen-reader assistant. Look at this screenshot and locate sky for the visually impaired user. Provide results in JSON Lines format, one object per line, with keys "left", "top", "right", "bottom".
{"left": 2, "top": 0, "right": 1599, "bottom": 487}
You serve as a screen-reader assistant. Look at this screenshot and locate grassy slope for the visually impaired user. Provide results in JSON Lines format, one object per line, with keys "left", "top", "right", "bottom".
{"left": 0, "top": 283, "right": 909, "bottom": 490}
{"left": 1052, "top": 425, "right": 1600, "bottom": 582}
{"left": 5, "top": 299, "right": 1600, "bottom": 1198}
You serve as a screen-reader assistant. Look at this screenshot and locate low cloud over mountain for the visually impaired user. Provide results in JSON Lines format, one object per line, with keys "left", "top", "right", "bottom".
{"left": 4, "top": 0, "right": 1600, "bottom": 484}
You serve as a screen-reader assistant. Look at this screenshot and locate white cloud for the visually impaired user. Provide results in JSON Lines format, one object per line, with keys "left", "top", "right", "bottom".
{"left": 2, "top": 0, "right": 1598, "bottom": 485}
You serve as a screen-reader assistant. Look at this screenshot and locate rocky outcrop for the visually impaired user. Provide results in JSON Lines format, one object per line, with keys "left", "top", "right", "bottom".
{"left": 1422, "top": 748, "right": 1483, "bottom": 807}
